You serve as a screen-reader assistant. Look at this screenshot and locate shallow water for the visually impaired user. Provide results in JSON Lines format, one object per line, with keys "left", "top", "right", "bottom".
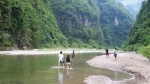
{"left": 0, "top": 53, "right": 131, "bottom": 84}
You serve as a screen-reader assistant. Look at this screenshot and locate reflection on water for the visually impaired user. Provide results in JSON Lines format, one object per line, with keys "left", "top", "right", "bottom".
{"left": 58, "top": 68, "right": 63, "bottom": 84}
{"left": 0, "top": 53, "right": 132, "bottom": 84}
{"left": 114, "top": 71, "right": 118, "bottom": 81}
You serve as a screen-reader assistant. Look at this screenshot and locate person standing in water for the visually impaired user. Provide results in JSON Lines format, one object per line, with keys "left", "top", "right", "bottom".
{"left": 72, "top": 50, "right": 75, "bottom": 60}
{"left": 71, "top": 50, "right": 75, "bottom": 68}
{"left": 114, "top": 48, "right": 117, "bottom": 60}
{"left": 106, "top": 48, "right": 109, "bottom": 58}
{"left": 66, "top": 55, "right": 72, "bottom": 69}
{"left": 58, "top": 51, "right": 65, "bottom": 68}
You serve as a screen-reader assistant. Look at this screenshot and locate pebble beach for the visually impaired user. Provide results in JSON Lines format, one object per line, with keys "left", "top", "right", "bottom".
{"left": 84, "top": 53, "right": 150, "bottom": 84}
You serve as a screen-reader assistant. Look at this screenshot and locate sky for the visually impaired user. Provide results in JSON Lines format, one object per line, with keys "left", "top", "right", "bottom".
{"left": 120, "top": 0, "right": 143, "bottom": 6}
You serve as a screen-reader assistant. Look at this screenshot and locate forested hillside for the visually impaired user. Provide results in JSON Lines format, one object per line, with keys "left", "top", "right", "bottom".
{"left": 125, "top": 0, "right": 150, "bottom": 58}
{"left": 0, "top": 0, "right": 66, "bottom": 50}
{"left": 0, "top": 0, "right": 133, "bottom": 50}
{"left": 99, "top": 0, "right": 133, "bottom": 47}
{"left": 50, "top": 0, "right": 105, "bottom": 48}
{"left": 50, "top": 0, "right": 133, "bottom": 48}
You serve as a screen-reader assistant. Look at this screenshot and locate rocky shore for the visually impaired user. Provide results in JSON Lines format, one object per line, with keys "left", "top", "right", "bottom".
{"left": 84, "top": 53, "right": 150, "bottom": 84}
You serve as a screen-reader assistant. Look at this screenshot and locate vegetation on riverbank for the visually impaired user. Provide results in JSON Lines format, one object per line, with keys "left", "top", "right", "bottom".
{"left": 125, "top": 0, "right": 150, "bottom": 58}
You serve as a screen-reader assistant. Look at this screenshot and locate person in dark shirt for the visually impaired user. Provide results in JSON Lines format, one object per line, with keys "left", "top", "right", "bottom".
{"left": 66, "top": 55, "right": 72, "bottom": 69}
{"left": 72, "top": 50, "right": 75, "bottom": 60}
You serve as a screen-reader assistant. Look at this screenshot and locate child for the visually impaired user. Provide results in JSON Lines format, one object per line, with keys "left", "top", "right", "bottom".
{"left": 58, "top": 51, "right": 65, "bottom": 68}
{"left": 66, "top": 55, "right": 72, "bottom": 69}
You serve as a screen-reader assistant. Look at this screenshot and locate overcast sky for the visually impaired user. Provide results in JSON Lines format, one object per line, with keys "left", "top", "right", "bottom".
{"left": 120, "top": 0, "right": 143, "bottom": 6}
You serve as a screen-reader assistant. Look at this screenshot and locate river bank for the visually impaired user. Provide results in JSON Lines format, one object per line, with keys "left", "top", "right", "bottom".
{"left": 0, "top": 49, "right": 105, "bottom": 55}
{"left": 84, "top": 53, "right": 150, "bottom": 84}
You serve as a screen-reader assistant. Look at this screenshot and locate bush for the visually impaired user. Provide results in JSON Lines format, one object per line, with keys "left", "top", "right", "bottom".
{"left": 141, "top": 45, "right": 150, "bottom": 58}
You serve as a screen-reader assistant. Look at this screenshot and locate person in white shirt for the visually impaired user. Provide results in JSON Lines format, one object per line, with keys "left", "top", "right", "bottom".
{"left": 114, "top": 48, "right": 117, "bottom": 60}
{"left": 58, "top": 51, "right": 65, "bottom": 68}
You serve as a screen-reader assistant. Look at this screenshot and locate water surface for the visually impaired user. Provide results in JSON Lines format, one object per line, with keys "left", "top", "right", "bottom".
{"left": 0, "top": 53, "right": 132, "bottom": 84}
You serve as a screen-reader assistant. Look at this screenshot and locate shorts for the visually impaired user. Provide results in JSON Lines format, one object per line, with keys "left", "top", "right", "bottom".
{"left": 66, "top": 62, "right": 71, "bottom": 65}
{"left": 106, "top": 53, "right": 109, "bottom": 55}
{"left": 59, "top": 60, "right": 64, "bottom": 63}
{"left": 114, "top": 54, "right": 117, "bottom": 57}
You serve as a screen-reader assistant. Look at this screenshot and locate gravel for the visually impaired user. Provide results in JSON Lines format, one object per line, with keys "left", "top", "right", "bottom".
{"left": 84, "top": 53, "right": 150, "bottom": 84}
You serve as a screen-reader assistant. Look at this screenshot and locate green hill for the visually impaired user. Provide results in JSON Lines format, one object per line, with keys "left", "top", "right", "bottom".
{"left": 125, "top": 0, "right": 150, "bottom": 58}
{"left": 0, "top": 0, "right": 134, "bottom": 50}
{"left": 0, "top": 0, "right": 66, "bottom": 50}
{"left": 50, "top": 0, "right": 133, "bottom": 48}
{"left": 50, "top": 0, "right": 105, "bottom": 48}
{"left": 99, "top": 0, "right": 133, "bottom": 47}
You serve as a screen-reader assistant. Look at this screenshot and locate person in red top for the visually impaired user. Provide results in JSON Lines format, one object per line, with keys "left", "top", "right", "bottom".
{"left": 106, "top": 48, "right": 109, "bottom": 58}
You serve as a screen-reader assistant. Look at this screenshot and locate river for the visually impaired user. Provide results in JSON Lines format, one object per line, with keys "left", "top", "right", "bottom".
{"left": 0, "top": 53, "right": 131, "bottom": 84}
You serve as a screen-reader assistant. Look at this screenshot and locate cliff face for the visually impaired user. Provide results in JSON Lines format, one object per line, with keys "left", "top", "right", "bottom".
{"left": 98, "top": 0, "right": 133, "bottom": 47}
{"left": 50, "top": 0, "right": 133, "bottom": 48}
{"left": 50, "top": 0, "right": 105, "bottom": 48}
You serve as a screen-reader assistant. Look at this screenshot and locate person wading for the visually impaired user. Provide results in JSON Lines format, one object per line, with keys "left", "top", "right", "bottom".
{"left": 58, "top": 51, "right": 65, "bottom": 68}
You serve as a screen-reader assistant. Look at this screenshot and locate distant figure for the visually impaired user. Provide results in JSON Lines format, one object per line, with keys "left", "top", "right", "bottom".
{"left": 72, "top": 50, "right": 75, "bottom": 60}
{"left": 58, "top": 51, "right": 65, "bottom": 68}
{"left": 71, "top": 50, "right": 75, "bottom": 67}
{"left": 114, "top": 48, "right": 117, "bottom": 60}
{"left": 106, "top": 48, "right": 109, "bottom": 58}
{"left": 66, "top": 55, "right": 72, "bottom": 69}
